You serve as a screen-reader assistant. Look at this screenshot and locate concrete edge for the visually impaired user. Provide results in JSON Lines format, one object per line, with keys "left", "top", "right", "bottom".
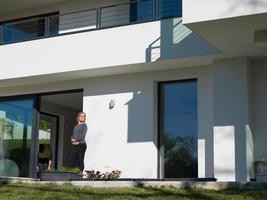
{"left": 1, "top": 177, "right": 267, "bottom": 190}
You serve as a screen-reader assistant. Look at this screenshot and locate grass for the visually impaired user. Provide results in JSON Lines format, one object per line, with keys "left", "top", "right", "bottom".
{"left": 0, "top": 183, "right": 267, "bottom": 200}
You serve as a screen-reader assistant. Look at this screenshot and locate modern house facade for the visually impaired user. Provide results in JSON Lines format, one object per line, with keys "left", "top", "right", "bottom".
{"left": 0, "top": 0, "right": 267, "bottom": 182}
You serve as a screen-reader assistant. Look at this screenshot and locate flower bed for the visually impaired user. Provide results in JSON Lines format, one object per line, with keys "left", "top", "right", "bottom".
{"left": 85, "top": 170, "right": 121, "bottom": 179}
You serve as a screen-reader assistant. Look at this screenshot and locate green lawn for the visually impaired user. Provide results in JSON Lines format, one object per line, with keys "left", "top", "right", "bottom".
{"left": 0, "top": 183, "right": 267, "bottom": 200}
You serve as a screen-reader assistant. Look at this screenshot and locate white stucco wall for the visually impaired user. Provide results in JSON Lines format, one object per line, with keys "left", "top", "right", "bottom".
{"left": 0, "top": 17, "right": 218, "bottom": 82}
{"left": 82, "top": 66, "right": 213, "bottom": 178}
{"left": 252, "top": 59, "right": 267, "bottom": 163}
{"left": 213, "top": 58, "right": 252, "bottom": 182}
{"left": 183, "top": 0, "right": 267, "bottom": 24}
{"left": 0, "top": 65, "right": 214, "bottom": 179}
{"left": 246, "top": 64, "right": 254, "bottom": 180}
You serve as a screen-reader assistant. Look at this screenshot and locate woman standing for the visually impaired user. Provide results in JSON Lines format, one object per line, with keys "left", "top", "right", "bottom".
{"left": 71, "top": 112, "right": 87, "bottom": 172}
{"left": 37, "top": 144, "right": 52, "bottom": 171}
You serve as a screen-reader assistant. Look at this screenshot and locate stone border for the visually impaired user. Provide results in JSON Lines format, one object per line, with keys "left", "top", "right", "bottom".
{"left": 1, "top": 176, "right": 267, "bottom": 190}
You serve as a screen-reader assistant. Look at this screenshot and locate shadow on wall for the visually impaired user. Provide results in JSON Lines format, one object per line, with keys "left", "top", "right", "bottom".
{"left": 146, "top": 18, "right": 221, "bottom": 62}
{"left": 84, "top": 81, "right": 157, "bottom": 148}
{"left": 125, "top": 90, "right": 155, "bottom": 144}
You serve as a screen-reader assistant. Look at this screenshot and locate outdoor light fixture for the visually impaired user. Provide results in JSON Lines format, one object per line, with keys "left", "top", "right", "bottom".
{"left": 109, "top": 100, "right": 115, "bottom": 109}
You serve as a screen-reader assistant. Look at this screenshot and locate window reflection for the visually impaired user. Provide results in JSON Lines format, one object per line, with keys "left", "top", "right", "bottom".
{"left": 1, "top": 14, "right": 59, "bottom": 44}
{"left": 130, "top": 0, "right": 153, "bottom": 22}
{"left": 3, "top": 18, "right": 46, "bottom": 43}
{"left": 48, "top": 15, "right": 59, "bottom": 36}
{"left": 158, "top": 0, "right": 182, "bottom": 18}
{"left": 160, "top": 80, "right": 198, "bottom": 178}
{"left": 0, "top": 99, "right": 33, "bottom": 177}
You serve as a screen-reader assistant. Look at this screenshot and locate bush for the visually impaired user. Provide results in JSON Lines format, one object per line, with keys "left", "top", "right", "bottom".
{"left": 85, "top": 170, "right": 121, "bottom": 179}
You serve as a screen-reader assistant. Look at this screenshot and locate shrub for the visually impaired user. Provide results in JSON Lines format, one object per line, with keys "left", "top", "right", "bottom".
{"left": 85, "top": 170, "right": 121, "bottom": 179}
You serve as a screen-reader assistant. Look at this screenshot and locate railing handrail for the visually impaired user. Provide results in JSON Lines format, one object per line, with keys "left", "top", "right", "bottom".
{"left": 59, "top": 0, "right": 151, "bottom": 17}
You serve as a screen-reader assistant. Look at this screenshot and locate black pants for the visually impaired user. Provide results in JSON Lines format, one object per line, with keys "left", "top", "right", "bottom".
{"left": 71, "top": 143, "right": 87, "bottom": 172}
{"left": 37, "top": 158, "right": 49, "bottom": 171}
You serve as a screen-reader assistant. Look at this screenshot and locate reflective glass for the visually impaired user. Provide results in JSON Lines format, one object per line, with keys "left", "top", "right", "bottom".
{"left": 0, "top": 99, "right": 34, "bottom": 177}
{"left": 161, "top": 80, "right": 198, "bottom": 178}
{"left": 0, "top": 25, "right": 3, "bottom": 44}
{"left": 3, "top": 18, "right": 46, "bottom": 43}
{"left": 48, "top": 15, "right": 59, "bottom": 36}
{"left": 39, "top": 114, "right": 58, "bottom": 170}
{"left": 130, "top": 0, "right": 153, "bottom": 22}
{"left": 158, "top": 0, "right": 182, "bottom": 18}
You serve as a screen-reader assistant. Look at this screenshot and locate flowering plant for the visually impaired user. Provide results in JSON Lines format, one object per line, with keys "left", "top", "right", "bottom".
{"left": 85, "top": 170, "right": 121, "bottom": 179}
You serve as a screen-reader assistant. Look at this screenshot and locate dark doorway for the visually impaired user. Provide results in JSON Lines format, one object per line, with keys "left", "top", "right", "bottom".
{"left": 38, "top": 91, "right": 83, "bottom": 172}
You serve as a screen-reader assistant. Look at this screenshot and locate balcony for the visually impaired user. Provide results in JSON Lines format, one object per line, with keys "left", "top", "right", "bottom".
{"left": 0, "top": 0, "right": 182, "bottom": 45}
{"left": 181, "top": 0, "right": 267, "bottom": 58}
{"left": 0, "top": 0, "right": 221, "bottom": 86}
{"left": 183, "top": 0, "right": 267, "bottom": 24}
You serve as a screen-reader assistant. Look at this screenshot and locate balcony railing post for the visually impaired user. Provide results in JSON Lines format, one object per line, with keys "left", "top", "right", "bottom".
{"left": 96, "top": 8, "right": 101, "bottom": 28}
{"left": 0, "top": 25, "right": 3, "bottom": 44}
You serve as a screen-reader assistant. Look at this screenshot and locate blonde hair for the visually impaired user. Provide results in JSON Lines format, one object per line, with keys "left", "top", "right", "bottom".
{"left": 77, "top": 112, "right": 86, "bottom": 123}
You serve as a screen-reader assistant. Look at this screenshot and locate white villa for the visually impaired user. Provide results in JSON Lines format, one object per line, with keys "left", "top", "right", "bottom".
{"left": 0, "top": 0, "right": 267, "bottom": 182}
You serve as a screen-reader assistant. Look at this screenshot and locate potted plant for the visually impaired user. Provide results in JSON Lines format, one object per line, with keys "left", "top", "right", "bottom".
{"left": 39, "top": 167, "right": 83, "bottom": 181}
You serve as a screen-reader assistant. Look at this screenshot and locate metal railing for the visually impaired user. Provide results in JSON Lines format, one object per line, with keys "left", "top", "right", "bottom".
{"left": 60, "top": 0, "right": 182, "bottom": 31}
{"left": 0, "top": 0, "right": 182, "bottom": 44}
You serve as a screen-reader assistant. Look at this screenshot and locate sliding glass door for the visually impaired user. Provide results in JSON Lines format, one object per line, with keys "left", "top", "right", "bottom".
{"left": 39, "top": 113, "right": 59, "bottom": 170}
{"left": 159, "top": 80, "right": 198, "bottom": 178}
{"left": 0, "top": 97, "right": 36, "bottom": 177}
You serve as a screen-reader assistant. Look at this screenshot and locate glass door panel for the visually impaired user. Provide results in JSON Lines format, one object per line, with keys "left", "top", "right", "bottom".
{"left": 38, "top": 113, "right": 58, "bottom": 170}
{"left": 160, "top": 80, "right": 198, "bottom": 178}
{"left": 0, "top": 98, "right": 34, "bottom": 177}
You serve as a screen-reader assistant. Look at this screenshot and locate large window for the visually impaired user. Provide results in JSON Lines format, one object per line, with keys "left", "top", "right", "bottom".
{"left": 130, "top": 0, "right": 182, "bottom": 23}
{"left": 157, "top": 0, "right": 182, "bottom": 19}
{"left": 130, "top": 0, "right": 153, "bottom": 23}
{"left": 159, "top": 80, "right": 198, "bottom": 178}
{"left": 0, "top": 98, "right": 34, "bottom": 177}
{"left": 0, "top": 13, "right": 59, "bottom": 44}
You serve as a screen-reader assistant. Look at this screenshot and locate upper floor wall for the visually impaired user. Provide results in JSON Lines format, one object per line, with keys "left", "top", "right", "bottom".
{"left": 0, "top": 0, "right": 220, "bottom": 84}
{"left": 0, "top": 17, "right": 219, "bottom": 83}
{"left": 183, "top": 0, "right": 267, "bottom": 24}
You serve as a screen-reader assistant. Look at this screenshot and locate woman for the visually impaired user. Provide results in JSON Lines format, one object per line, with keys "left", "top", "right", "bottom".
{"left": 71, "top": 112, "right": 87, "bottom": 172}
{"left": 37, "top": 144, "right": 52, "bottom": 171}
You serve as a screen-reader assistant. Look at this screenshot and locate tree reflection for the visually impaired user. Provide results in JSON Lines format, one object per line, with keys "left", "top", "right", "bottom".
{"left": 164, "top": 133, "right": 197, "bottom": 178}
{"left": 0, "top": 118, "right": 17, "bottom": 140}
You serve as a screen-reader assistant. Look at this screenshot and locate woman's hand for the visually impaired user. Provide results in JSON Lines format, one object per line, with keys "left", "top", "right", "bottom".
{"left": 71, "top": 138, "right": 79, "bottom": 145}
{"left": 48, "top": 159, "right": 52, "bottom": 170}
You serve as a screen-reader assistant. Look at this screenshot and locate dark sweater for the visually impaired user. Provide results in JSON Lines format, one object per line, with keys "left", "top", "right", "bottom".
{"left": 72, "top": 123, "right": 87, "bottom": 144}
